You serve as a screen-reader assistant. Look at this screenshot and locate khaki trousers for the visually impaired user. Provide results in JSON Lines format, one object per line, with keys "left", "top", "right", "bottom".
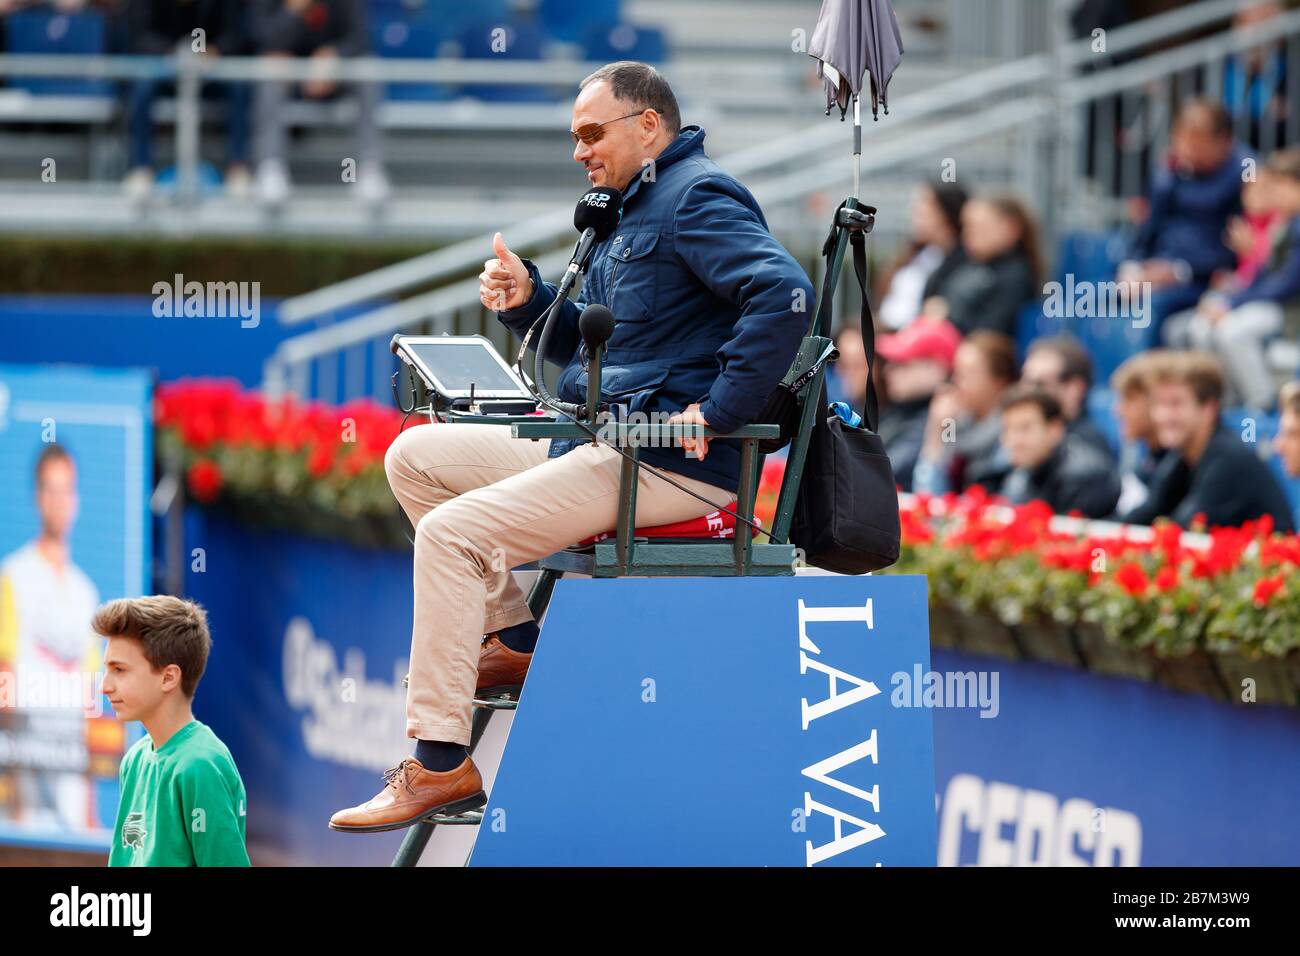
{"left": 384, "top": 422, "right": 737, "bottom": 745}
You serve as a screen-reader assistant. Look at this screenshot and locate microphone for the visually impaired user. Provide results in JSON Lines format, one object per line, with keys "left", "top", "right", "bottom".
{"left": 557, "top": 187, "right": 624, "bottom": 300}
{"left": 579, "top": 304, "right": 615, "bottom": 425}
{"left": 527, "top": 190, "right": 624, "bottom": 419}
{"left": 579, "top": 303, "right": 616, "bottom": 351}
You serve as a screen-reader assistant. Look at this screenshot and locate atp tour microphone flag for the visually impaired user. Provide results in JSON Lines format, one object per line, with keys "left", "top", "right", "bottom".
{"left": 471, "top": 574, "right": 936, "bottom": 866}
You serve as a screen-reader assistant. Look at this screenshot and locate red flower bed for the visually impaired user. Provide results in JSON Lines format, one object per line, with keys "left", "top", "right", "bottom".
{"left": 890, "top": 487, "right": 1300, "bottom": 678}
{"left": 155, "top": 379, "right": 425, "bottom": 547}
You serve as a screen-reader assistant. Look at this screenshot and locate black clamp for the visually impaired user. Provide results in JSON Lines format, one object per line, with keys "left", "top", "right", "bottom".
{"left": 836, "top": 204, "right": 877, "bottom": 234}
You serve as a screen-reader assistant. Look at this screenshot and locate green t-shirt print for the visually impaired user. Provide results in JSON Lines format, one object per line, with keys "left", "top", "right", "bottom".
{"left": 108, "top": 719, "right": 250, "bottom": 867}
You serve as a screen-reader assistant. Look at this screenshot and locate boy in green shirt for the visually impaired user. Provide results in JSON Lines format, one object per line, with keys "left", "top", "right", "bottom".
{"left": 96, "top": 595, "right": 250, "bottom": 867}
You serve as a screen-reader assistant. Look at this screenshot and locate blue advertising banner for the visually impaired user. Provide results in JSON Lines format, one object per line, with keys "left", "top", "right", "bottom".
{"left": 180, "top": 510, "right": 1300, "bottom": 866}
{"left": 471, "top": 575, "right": 938, "bottom": 867}
{"left": 0, "top": 363, "right": 152, "bottom": 853}
{"left": 930, "top": 648, "right": 1300, "bottom": 866}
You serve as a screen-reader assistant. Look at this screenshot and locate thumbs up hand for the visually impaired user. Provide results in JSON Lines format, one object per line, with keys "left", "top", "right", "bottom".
{"left": 480, "top": 232, "right": 534, "bottom": 311}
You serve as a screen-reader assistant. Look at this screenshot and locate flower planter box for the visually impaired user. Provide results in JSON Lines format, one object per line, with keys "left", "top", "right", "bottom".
{"left": 1212, "top": 651, "right": 1300, "bottom": 708}
{"left": 1072, "top": 623, "right": 1154, "bottom": 681}
{"left": 1013, "top": 614, "right": 1085, "bottom": 668}
{"left": 1149, "top": 649, "right": 1229, "bottom": 702}
{"left": 928, "top": 604, "right": 965, "bottom": 650}
{"left": 958, "top": 611, "right": 1022, "bottom": 661}
{"left": 220, "top": 494, "right": 406, "bottom": 552}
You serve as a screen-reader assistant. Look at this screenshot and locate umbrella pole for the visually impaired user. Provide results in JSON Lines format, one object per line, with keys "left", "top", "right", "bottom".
{"left": 852, "top": 94, "right": 862, "bottom": 201}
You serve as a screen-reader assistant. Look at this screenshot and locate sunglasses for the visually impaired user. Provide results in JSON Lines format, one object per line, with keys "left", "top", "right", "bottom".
{"left": 570, "top": 111, "right": 648, "bottom": 146}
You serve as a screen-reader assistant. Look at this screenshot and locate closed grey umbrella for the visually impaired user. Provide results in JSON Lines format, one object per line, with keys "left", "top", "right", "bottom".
{"left": 808, "top": 0, "right": 904, "bottom": 197}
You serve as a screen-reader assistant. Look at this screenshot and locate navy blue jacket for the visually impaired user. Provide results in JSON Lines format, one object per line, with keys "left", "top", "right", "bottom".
{"left": 1131, "top": 146, "right": 1250, "bottom": 282}
{"left": 1120, "top": 429, "right": 1295, "bottom": 533}
{"left": 496, "top": 125, "right": 815, "bottom": 494}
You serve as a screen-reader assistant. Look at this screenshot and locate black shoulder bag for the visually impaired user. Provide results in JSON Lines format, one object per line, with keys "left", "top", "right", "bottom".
{"left": 788, "top": 208, "right": 901, "bottom": 575}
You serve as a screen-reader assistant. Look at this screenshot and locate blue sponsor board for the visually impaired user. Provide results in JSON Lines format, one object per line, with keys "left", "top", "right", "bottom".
{"left": 471, "top": 575, "right": 937, "bottom": 867}
{"left": 930, "top": 648, "right": 1300, "bottom": 866}
{"left": 179, "top": 510, "right": 1300, "bottom": 866}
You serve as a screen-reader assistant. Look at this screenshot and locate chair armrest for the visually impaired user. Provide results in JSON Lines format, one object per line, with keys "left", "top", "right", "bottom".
{"left": 510, "top": 422, "right": 780, "bottom": 441}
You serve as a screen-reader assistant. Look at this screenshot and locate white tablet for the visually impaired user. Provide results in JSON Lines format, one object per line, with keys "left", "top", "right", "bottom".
{"left": 392, "top": 334, "right": 533, "bottom": 401}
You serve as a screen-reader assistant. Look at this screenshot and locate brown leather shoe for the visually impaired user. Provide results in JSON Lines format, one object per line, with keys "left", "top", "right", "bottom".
{"left": 328, "top": 756, "right": 486, "bottom": 833}
{"left": 476, "top": 634, "right": 532, "bottom": 697}
{"left": 398, "top": 635, "right": 533, "bottom": 696}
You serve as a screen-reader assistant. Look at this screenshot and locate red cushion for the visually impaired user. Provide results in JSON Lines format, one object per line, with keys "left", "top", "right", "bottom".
{"left": 577, "top": 505, "right": 758, "bottom": 546}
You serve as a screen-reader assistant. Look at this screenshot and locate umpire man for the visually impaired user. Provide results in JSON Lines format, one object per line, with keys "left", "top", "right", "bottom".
{"left": 330, "top": 61, "right": 815, "bottom": 832}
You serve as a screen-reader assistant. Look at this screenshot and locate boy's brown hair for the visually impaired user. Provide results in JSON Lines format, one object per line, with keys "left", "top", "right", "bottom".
{"left": 1147, "top": 351, "right": 1225, "bottom": 406}
{"left": 964, "top": 330, "right": 1019, "bottom": 385}
{"left": 1110, "top": 349, "right": 1174, "bottom": 397}
{"left": 1000, "top": 384, "right": 1065, "bottom": 422}
{"left": 1281, "top": 380, "right": 1300, "bottom": 417}
{"left": 1267, "top": 147, "right": 1300, "bottom": 183}
{"left": 93, "top": 596, "right": 212, "bottom": 699}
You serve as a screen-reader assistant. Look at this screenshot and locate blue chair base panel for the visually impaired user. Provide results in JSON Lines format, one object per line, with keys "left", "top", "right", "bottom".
{"left": 470, "top": 574, "right": 937, "bottom": 866}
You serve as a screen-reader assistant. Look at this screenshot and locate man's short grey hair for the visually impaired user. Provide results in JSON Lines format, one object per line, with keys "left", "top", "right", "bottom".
{"left": 579, "top": 61, "right": 682, "bottom": 137}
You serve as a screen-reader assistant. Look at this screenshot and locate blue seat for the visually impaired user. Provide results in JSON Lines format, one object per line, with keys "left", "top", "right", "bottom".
{"left": 371, "top": 13, "right": 452, "bottom": 101}
{"left": 459, "top": 18, "right": 556, "bottom": 102}
{"left": 372, "top": 0, "right": 506, "bottom": 37}
{"left": 581, "top": 22, "right": 669, "bottom": 63}
{"left": 6, "top": 11, "right": 112, "bottom": 97}
{"left": 1057, "top": 229, "right": 1127, "bottom": 288}
{"left": 541, "top": 0, "right": 621, "bottom": 44}
{"left": 1015, "top": 299, "right": 1060, "bottom": 361}
{"left": 1028, "top": 229, "right": 1149, "bottom": 384}
{"left": 1081, "top": 312, "right": 1154, "bottom": 385}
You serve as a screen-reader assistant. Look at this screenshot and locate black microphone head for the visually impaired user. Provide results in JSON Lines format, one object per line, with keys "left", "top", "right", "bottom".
{"left": 579, "top": 304, "right": 616, "bottom": 349}
{"left": 574, "top": 187, "right": 624, "bottom": 241}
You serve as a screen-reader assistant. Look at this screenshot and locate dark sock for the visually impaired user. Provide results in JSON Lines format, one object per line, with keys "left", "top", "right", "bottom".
{"left": 495, "top": 619, "right": 539, "bottom": 654}
{"left": 414, "top": 738, "right": 468, "bottom": 773}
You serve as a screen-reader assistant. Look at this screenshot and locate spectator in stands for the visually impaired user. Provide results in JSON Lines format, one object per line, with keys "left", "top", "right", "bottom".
{"left": 122, "top": 0, "right": 251, "bottom": 200}
{"left": 1163, "top": 148, "right": 1300, "bottom": 411}
{"left": 913, "top": 330, "right": 1019, "bottom": 494}
{"left": 1222, "top": 0, "right": 1288, "bottom": 152}
{"left": 1223, "top": 173, "right": 1281, "bottom": 290}
{"left": 249, "top": 0, "right": 388, "bottom": 204}
{"left": 1021, "top": 334, "right": 1116, "bottom": 460}
{"left": 1119, "top": 99, "right": 1250, "bottom": 332}
{"left": 921, "top": 195, "right": 1040, "bottom": 338}
{"left": 1110, "top": 350, "right": 1171, "bottom": 515}
{"left": 997, "top": 386, "right": 1121, "bottom": 518}
{"left": 1120, "top": 352, "right": 1295, "bottom": 532}
{"left": 876, "top": 180, "right": 968, "bottom": 331}
{"left": 1277, "top": 380, "right": 1300, "bottom": 478}
{"left": 876, "top": 318, "right": 962, "bottom": 492}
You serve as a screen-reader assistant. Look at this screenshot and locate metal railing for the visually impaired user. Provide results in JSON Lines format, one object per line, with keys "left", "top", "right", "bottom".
{"left": 0, "top": 1, "right": 1282, "bottom": 401}
{"left": 257, "top": 0, "right": 1294, "bottom": 403}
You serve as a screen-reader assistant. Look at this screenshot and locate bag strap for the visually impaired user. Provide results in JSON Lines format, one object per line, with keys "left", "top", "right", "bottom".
{"left": 818, "top": 200, "right": 881, "bottom": 433}
{"left": 849, "top": 229, "right": 881, "bottom": 433}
